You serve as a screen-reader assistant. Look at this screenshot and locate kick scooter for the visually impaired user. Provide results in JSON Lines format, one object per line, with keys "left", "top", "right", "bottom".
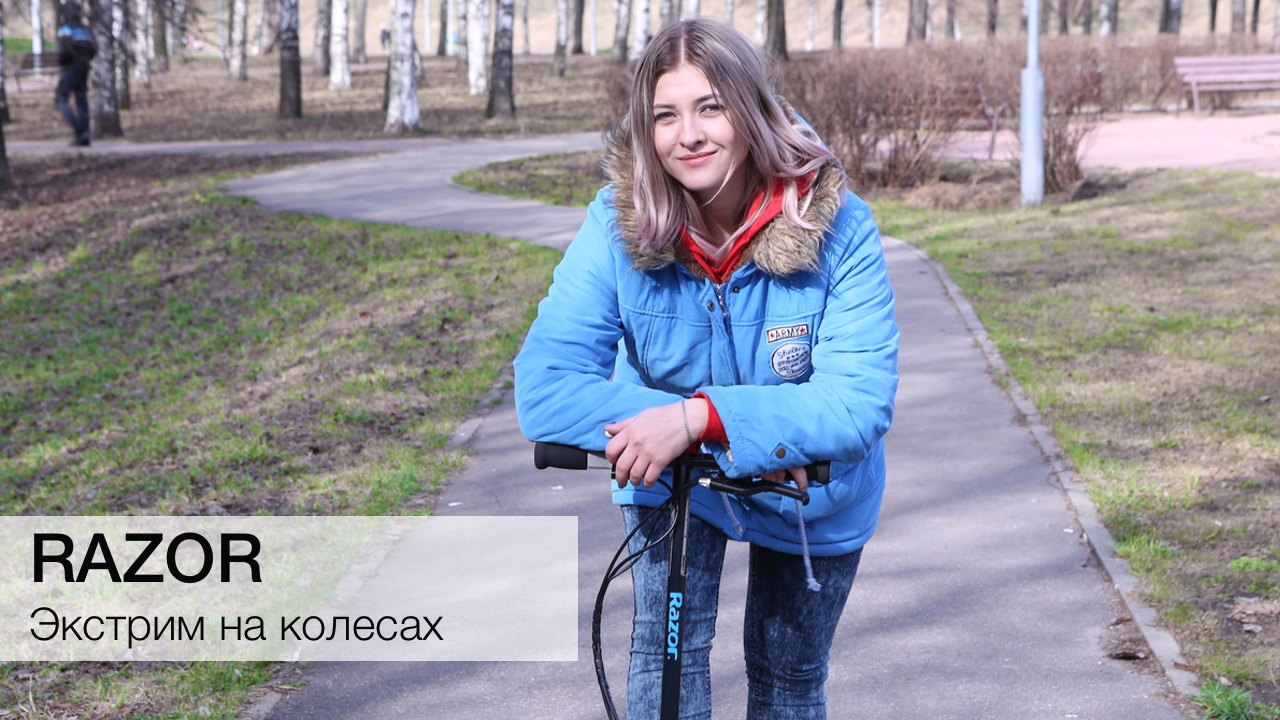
{"left": 534, "top": 442, "right": 829, "bottom": 720}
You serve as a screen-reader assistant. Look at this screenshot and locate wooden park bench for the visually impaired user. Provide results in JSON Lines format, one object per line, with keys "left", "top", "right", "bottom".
{"left": 7, "top": 52, "right": 59, "bottom": 92}
{"left": 1174, "top": 54, "right": 1280, "bottom": 118}
{"left": 938, "top": 83, "right": 1012, "bottom": 160}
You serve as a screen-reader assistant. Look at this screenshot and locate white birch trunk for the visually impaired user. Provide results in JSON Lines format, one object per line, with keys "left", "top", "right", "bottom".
{"left": 522, "top": 0, "right": 530, "bottom": 52}
{"left": 754, "top": 0, "right": 765, "bottom": 41}
{"left": 32, "top": 0, "right": 44, "bottom": 59}
{"left": 867, "top": 0, "right": 881, "bottom": 46}
{"left": 230, "top": 0, "right": 249, "bottom": 78}
{"left": 136, "top": 0, "right": 155, "bottom": 86}
{"left": 330, "top": 0, "right": 352, "bottom": 89}
{"left": 725, "top": 0, "right": 734, "bottom": 23}
{"left": 112, "top": 0, "right": 130, "bottom": 105}
{"left": 385, "top": 0, "right": 421, "bottom": 131}
{"left": 554, "top": 0, "right": 568, "bottom": 75}
{"left": 591, "top": 0, "right": 598, "bottom": 51}
{"left": 251, "top": 0, "right": 265, "bottom": 54}
{"left": 456, "top": 0, "right": 467, "bottom": 61}
{"left": 218, "top": 0, "right": 228, "bottom": 59}
{"left": 925, "top": 0, "right": 933, "bottom": 38}
{"left": 424, "top": 0, "right": 430, "bottom": 57}
{"left": 1274, "top": 0, "right": 1280, "bottom": 51}
{"left": 685, "top": 0, "right": 700, "bottom": 18}
{"left": 805, "top": 0, "right": 814, "bottom": 49}
{"left": 632, "top": 0, "right": 649, "bottom": 56}
{"left": 446, "top": 0, "right": 456, "bottom": 54}
{"left": 466, "top": 0, "right": 488, "bottom": 94}
{"left": 1098, "top": 0, "right": 1113, "bottom": 35}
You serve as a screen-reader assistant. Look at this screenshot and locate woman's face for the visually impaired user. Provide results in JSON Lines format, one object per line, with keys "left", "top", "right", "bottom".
{"left": 651, "top": 64, "right": 749, "bottom": 208}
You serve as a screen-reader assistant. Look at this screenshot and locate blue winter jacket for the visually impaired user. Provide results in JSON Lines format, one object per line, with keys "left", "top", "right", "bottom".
{"left": 515, "top": 123, "right": 899, "bottom": 557}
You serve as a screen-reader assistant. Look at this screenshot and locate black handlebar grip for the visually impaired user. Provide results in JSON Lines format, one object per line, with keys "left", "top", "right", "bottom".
{"left": 534, "top": 442, "right": 589, "bottom": 470}
{"left": 804, "top": 462, "right": 830, "bottom": 485}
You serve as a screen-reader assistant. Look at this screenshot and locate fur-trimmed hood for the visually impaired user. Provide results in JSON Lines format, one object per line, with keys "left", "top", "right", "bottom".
{"left": 600, "top": 98, "right": 847, "bottom": 279}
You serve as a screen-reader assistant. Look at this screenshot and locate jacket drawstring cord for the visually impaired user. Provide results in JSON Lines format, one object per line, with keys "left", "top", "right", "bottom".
{"left": 720, "top": 493, "right": 745, "bottom": 536}
{"left": 795, "top": 498, "right": 822, "bottom": 592}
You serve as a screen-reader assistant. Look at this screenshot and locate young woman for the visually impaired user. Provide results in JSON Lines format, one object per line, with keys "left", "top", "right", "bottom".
{"left": 514, "top": 18, "right": 899, "bottom": 720}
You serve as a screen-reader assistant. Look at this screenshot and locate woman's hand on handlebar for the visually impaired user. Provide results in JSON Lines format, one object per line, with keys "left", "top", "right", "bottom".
{"left": 759, "top": 465, "right": 808, "bottom": 492}
{"left": 605, "top": 399, "right": 708, "bottom": 488}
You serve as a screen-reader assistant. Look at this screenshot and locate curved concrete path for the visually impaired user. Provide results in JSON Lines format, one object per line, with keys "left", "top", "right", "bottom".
{"left": 210, "top": 134, "right": 1194, "bottom": 720}
{"left": 14, "top": 121, "right": 1225, "bottom": 717}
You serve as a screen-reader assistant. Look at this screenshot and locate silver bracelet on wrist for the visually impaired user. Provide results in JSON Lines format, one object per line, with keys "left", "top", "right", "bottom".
{"left": 680, "top": 399, "right": 694, "bottom": 446}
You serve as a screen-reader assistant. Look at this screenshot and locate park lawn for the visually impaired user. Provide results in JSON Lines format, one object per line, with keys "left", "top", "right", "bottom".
{"left": 2, "top": 53, "right": 615, "bottom": 143}
{"left": 0, "top": 152, "right": 561, "bottom": 717}
{"left": 458, "top": 154, "right": 1280, "bottom": 697}
{"left": 875, "top": 169, "right": 1280, "bottom": 695}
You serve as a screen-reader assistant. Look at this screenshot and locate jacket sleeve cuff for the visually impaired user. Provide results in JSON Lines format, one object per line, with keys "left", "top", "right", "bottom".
{"left": 692, "top": 392, "right": 728, "bottom": 443}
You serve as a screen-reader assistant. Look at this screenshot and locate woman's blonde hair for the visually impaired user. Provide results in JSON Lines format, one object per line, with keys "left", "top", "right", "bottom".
{"left": 628, "top": 19, "right": 840, "bottom": 259}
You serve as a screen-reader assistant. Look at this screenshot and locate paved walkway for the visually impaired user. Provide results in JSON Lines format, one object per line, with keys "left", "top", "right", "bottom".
{"left": 17, "top": 112, "right": 1267, "bottom": 718}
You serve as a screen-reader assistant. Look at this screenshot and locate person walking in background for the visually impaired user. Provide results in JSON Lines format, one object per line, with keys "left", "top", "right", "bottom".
{"left": 379, "top": 23, "right": 391, "bottom": 51}
{"left": 515, "top": 18, "right": 899, "bottom": 719}
{"left": 55, "top": 1, "right": 96, "bottom": 147}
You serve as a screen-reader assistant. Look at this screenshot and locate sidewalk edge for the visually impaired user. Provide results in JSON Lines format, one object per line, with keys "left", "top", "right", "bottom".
{"left": 884, "top": 234, "right": 1200, "bottom": 697}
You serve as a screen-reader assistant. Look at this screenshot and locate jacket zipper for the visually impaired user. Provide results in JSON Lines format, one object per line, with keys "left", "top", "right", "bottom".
{"left": 712, "top": 282, "right": 741, "bottom": 386}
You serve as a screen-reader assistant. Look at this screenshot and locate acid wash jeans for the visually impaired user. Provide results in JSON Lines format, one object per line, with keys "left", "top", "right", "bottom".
{"left": 621, "top": 505, "right": 863, "bottom": 720}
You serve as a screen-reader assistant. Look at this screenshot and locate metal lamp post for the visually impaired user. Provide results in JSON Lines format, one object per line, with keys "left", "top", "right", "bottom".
{"left": 1020, "top": 0, "right": 1044, "bottom": 206}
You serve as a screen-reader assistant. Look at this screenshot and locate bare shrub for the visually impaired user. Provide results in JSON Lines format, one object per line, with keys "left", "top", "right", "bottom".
{"left": 1039, "top": 38, "right": 1104, "bottom": 193}
{"left": 780, "top": 47, "right": 971, "bottom": 189}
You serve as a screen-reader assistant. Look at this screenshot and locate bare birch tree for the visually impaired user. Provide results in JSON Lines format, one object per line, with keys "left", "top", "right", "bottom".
{"left": 1078, "top": 0, "right": 1092, "bottom": 32}
{"left": 385, "top": 0, "right": 421, "bottom": 130}
{"left": 765, "top": 0, "right": 786, "bottom": 59}
{"left": 229, "top": 0, "right": 248, "bottom": 79}
{"left": 457, "top": 0, "right": 468, "bottom": 61}
{"left": 32, "top": 0, "right": 46, "bottom": 66}
{"left": 833, "top": 0, "right": 844, "bottom": 47}
{"left": 314, "top": 0, "right": 331, "bottom": 72}
{"left": 725, "top": 0, "right": 734, "bottom": 23}
{"left": 907, "top": 0, "right": 927, "bottom": 40}
{"left": 1159, "top": 0, "right": 1182, "bottom": 32}
{"left": 437, "top": 0, "right": 448, "bottom": 54}
{"left": 330, "top": 0, "right": 352, "bottom": 90}
{"left": 572, "top": 0, "right": 585, "bottom": 52}
{"left": 633, "top": 0, "right": 651, "bottom": 55}
{"left": 1098, "top": 0, "right": 1115, "bottom": 34}
{"left": 805, "top": 0, "right": 814, "bottom": 50}
{"left": 1231, "top": 0, "right": 1245, "bottom": 31}
{"left": 1274, "top": 0, "right": 1280, "bottom": 51}
{"left": 684, "top": 0, "right": 699, "bottom": 18}
{"left": 987, "top": 0, "right": 997, "bottom": 35}
{"left": 946, "top": 0, "right": 960, "bottom": 37}
{"left": 279, "top": 0, "right": 301, "bottom": 116}
{"left": 554, "top": 0, "right": 569, "bottom": 75}
{"left": 867, "top": 0, "right": 881, "bottom": 46}
{"left": 218, "top": 0, "right": 227, "bottom": 58}
{"left": 659, "top": 0, "right": 677, "bottom": 27}
{"left": 466, "top": 0, "right": 488, "bottom": 94}
{"left": 755, "top": 0, "right": 765, "bottom": 41}
{"left": 0, "top": 3, "right": 9, "bottom": 125}
{"left": 0, "top": 5, "right": 11, "bottom": 186}
{"left": 523, "top": 0, "right": 531, "bottom": 53}
{"left": 612, "top": 0, "right": 632, "bottom": 61}
{"left": 352, "top": 0, "right": 368, "bottom": 63}
{"left": 487, "top": 0, "right": 516, "bottom": 118}
{"left": 135, "top": 0, "right": 155, "bottom": 87}
{"left": 113, "top": 0, "right": 130, "bottom": 108}
{"left": 90, "top": 0, "right": 124, "bottom": 136}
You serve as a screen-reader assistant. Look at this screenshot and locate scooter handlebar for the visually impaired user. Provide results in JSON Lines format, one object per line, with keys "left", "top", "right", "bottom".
{"left": 532, "top": 442, "right": 830, "bottom": 485}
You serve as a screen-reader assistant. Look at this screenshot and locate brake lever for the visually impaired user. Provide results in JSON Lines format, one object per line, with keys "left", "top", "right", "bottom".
{"left": 698, "top": 474, "right": 810, "bottom": 505}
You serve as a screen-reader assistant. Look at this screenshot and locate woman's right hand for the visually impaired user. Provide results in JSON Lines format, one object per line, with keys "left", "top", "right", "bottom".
{"left": 605, "top": 399, "right": 708, "bottom": 488}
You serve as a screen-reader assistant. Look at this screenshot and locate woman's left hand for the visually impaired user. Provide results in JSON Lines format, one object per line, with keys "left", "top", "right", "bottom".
{"left": 605, "top": 399, "right": 708, "bottom": 488}
{"left": 759, "top": 465, "right": 809, "bottom": 492}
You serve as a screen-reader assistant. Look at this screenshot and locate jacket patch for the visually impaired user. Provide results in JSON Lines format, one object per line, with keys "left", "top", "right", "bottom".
{"left": 766, "top": 323, "right": 811, "bottom": 344}
{"left": 770, "top": 342, "right": 812, "bottom": 380}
